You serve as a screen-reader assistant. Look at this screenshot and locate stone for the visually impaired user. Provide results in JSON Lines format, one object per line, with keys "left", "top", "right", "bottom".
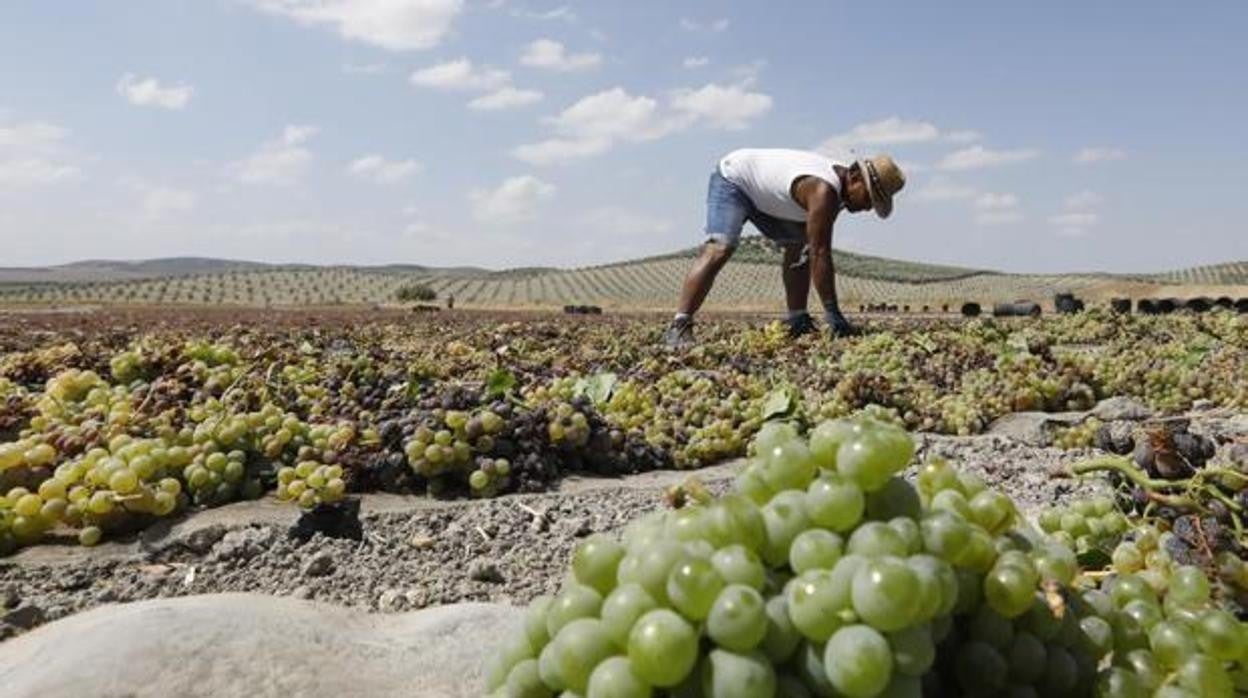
{"left": 557, "top": 516, "right": 590, "bottom": 537}
{"left": 4, "top": 603, "right": 46, "bottom": 630}
{"left": 1091, "top": 396, "right": 1154, "bottom": 422}
{"left": 0, "top": 584, "right": 18, "bottom": 610}
{"left": 1094, "top": 421, "right": 1136, "bottom": 455}
{"left": 0, "top": 593, "right": 523, "bottom": 697}
{"left": 290, "top": 499, "right": 363, "bottom": 542}
{"left": 377, "top": 589, "right": 407, "bottom": 613}
{"left": 409, "top": 534, "right": 436, "bottom": 550}
{"left": 301, "top": 552, "right": 335, "bottom": 578}
{"left": 987, "top": 412, "right": 1079, "bottom": 447}
{"left": 211, "top": 526, "right": 275, "bottom": 562}
{"left": 467, "top": 559, "right": 505, "bottom": 584}
{"left": 180, "top": 524, "right": 228, "bottom": 555}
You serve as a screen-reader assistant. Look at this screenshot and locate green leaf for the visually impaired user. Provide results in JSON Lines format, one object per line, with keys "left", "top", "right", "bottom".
{"left": 1005, "top": 332, "right": 1031, "bottom": 355}
{"left": 912, "top": 333, "right": 937, "bottom": 354}
{"left": 576, "top": 372, "right": 618, "bottom": 406}
{"left": 761, "top": 386, "right": 796, "bottom": 421}
{"left": 485, "top": 368, "right": 517, "bottom": 398}
{"left": 1180, "top": 343, "right": 1211, "bottom": 369}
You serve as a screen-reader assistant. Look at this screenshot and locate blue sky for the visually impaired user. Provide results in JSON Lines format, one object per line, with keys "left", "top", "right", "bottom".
{"left": 1, "top": 0, "right": 1245, "bottom": 273}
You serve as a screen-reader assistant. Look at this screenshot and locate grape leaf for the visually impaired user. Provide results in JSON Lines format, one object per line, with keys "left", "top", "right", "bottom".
{"left": 486, "top": 368, "right": 517, "bottom": 398}
{"left": 576, "top": 372, "right": 618, "bottom": 406}
{"left": 761, "top": 386, "right": 796, "bottom": 421}
{"left": 912, "top": 333, "right": 937, "bottom": 354}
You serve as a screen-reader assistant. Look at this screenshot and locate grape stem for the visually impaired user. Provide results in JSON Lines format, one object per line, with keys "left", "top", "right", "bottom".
{"left": 1067, "top": 456, "right": 1185, "bottom": 491}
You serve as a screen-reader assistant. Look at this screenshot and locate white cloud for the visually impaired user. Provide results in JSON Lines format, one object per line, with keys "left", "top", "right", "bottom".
{"left": 342, "top": 62, "right": 388, "bottom": 74}
{"left": 683, "top": 56, "right": 710, "bottom": 69}
{"left": 0, "top": 120, "right": 68, "bottom": 148}
{"left": 728, "top": 60, "right": 767, "bottom": 87}
{"left": 972, "top": 192, "right": 1022, "bottom": 225}
{"left": 469, "top": 86, "right": 544, "bottom": 110}
{"left": 1050, "top": 211, "right": 1099, "bottom": 237}
{"left": 116, "top": 74, "right": 194, "bottom": 110}
{"left": 669, "top": 83, "right": 773, "bottom": 130}
{"left": 469, "top": 175, "right": 555, "bottom": 222}
{"left": 0, "top": 117, "right": 79, "bottom": 186}
{"left": 229, "top": 125, "right": 318, "bottom": 186}
{"left": 245, "top": 0, "right": 464, "bottom": 51}
{"left": 125, "top": 180, "right": 196, "bottom": 220}
{"left": 817, "top": 117, "right": 980, "bottom": 157}
{"left": 913, "top": 176, "right": 976, "bottom": 202}
{"left": 1064, "top": 190, "right": 1102, "bottom": 209}
{"left": 513, "top": 83, "right": 772, "bottom": 165}
{"left": 347, "top": 154, "right": 420, "bottom": 183}
{"left": 410, "top": 58, "right": 510, "bottom": 91}
{"left": 975, "top": 210, "right": 1024, "bottom": 226}
{"left": 937, "top": 145, "right": 1039, "bottom": 171}
{"left": 511, "top": 5, "right": 576, "bottom": 22}
{"left": 680, "top": 17, "right": 730, "bottom": 32}
{"left": 520, "top": 39, "right": 601, "bottom": 72}
{"left": 1050, "top": 190, "right": 1103, "bottom": 237}
{"left": 512, "top": 137, "right": 611, "bottom": 165}
{"left": 578, "top": 207, "right": 674, "bottom": 235}
{"left": 945, "top": 130, "right": 982, "bottom": 144}
{"left": 0, "top": 159, "right": 80, "bottom": 186}
{"left": 1074, "top": 147, "right": 1127, "bottom": 164}
{"left": 974, "top": 193, "right": 1019, "bottom": 210}
{"left": 547, "top": 88, "right": 670, "bottom": 141}
{"left": 1051, "top": 212, "right": 1099, "bottom": 226}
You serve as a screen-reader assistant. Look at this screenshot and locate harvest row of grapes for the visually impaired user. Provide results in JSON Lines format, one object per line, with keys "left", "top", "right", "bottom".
{"left": 1, "top": 309, "right": 1244, "bottom": 553}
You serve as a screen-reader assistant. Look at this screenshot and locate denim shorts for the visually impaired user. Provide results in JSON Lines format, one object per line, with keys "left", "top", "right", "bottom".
{"left": 704, "top": 170, "right": 806, "bottom": 248}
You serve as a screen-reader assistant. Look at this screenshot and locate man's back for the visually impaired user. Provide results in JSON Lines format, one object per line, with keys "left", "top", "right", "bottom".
{"left": 718, "top": 148, "right": 843, "bottom": 222}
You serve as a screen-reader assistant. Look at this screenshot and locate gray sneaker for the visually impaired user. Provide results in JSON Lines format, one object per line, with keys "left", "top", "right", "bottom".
{"left": 662, "top": 318, "right": 695, "bottom": 349}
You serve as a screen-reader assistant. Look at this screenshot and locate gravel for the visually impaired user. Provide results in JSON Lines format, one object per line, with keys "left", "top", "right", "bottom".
{"left": 2, "top": 415, "right": 1243, "bottom": 640}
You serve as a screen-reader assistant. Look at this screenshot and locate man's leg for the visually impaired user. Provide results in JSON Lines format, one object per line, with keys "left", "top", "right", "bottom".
{"left": 753, "top": 215, "right": 815, "bottom": 337}
{"left": 676, "top": 241, "right": 735, "bottom": 316}
{"left": 665, "top": 171, "right": 747, "bottom": 348}
{"left": 781, "top": 244, "right": 811, "bottom": 313}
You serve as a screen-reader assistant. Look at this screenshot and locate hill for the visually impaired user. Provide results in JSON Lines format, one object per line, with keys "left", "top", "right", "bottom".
{"left": 0, "top": 239, "right": 1244, "bottom": 310}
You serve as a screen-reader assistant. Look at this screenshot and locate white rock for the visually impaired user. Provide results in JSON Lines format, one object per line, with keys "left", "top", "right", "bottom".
{"left": 0, "top": 593, "right": 523, "bottom": 698}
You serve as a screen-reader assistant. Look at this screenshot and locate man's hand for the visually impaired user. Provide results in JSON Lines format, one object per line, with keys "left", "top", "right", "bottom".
{"left": 825, "top": 306, "right": 857, "bottom": 337}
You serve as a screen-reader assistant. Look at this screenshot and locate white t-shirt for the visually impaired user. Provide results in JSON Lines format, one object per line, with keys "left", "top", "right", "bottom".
{"left": 718, "top": 148, "right": 844, "bottom": 222}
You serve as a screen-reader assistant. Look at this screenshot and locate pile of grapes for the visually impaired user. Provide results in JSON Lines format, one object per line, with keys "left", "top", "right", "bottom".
{"left": 1, "top": 311, "right": 1246, "bottom": 555}
{"left": 488, "top": 419, "right": 1248, "bottom": 697}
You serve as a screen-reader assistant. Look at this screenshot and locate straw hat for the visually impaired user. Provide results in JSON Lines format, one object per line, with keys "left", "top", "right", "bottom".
{"left": 858, "top": 155, "right": 906, "bottom": 219}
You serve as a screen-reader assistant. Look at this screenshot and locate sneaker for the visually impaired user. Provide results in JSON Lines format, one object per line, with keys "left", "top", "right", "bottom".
{"left": 662, "top": 318, "right": 695, "bottom": 349}
{"left": 785, "top": 313, "right": 817, "bottom": 338}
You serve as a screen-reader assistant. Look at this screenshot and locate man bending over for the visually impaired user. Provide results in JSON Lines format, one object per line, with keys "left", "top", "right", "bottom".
{"left": 663, "top": 148, "right": 905, "bottom": 348}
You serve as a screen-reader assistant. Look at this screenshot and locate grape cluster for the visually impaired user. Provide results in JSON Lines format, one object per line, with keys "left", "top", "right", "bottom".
{"left": 404, "top": 408, "right": 508, "bottom": 485}
{"left": 1, "top": 434, "right": 187, "bottom": 552}
{"left": 1037, "top": 496, "right": 1129, "bottom": 554}
{"left": 1054, "top": 418, "right": 1104, "bottom": 450}
{"left": 276, "top": 461, "right": 346, "bottom": 508}
{"left": 488, "top": 419, "right": 1248, "bottom": 697}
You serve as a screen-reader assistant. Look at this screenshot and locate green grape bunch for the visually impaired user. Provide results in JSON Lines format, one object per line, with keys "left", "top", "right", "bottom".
{"left": 486, "top": 418, "right": 1248, "bottom": 698}
{"left": 276, "top": 461, "right": 347, "bottom": 508}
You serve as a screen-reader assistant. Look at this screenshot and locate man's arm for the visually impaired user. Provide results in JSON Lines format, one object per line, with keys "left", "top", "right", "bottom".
{"left": 803, "top": 181, "right": 839, "bottom": 310}
{"left": 794, "top": 177, "right": 855, "bottom": 336}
